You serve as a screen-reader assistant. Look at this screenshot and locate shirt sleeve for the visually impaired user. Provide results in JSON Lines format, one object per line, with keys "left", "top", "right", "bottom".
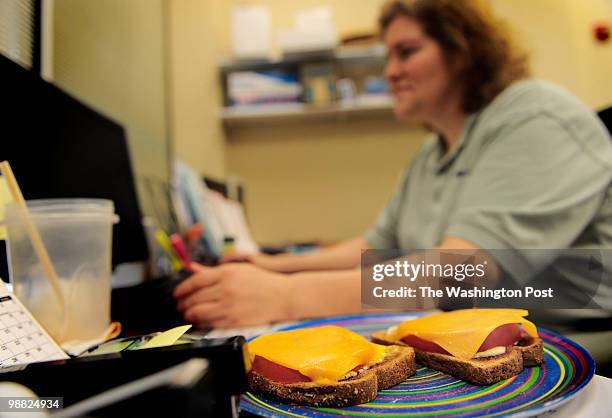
{"left": 445, "top": 112, "right": 612, "bottom": 282}
{"left": 365, "top": 168, "right": 412, "bottom": 249}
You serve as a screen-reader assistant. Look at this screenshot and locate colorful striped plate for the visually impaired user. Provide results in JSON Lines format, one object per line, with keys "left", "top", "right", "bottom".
{"left": 240, "top": 313, "right": 595, "bottom": 418}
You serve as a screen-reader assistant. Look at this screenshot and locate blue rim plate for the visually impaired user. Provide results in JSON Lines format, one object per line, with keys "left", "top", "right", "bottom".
{"left": 240, "top": 312, "right": 595, "bottom": 418}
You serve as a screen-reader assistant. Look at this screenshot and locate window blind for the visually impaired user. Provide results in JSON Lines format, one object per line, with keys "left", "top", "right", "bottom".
{"left": 0, "top": 0, "right": 35, "bottom": 69}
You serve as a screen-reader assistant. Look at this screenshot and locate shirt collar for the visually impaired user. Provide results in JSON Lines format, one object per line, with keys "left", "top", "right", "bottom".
{"left": 435, "top": 112, "right": 480, "bottom": 173}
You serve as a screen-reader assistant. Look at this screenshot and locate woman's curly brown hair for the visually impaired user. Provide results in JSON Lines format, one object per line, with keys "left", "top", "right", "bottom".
{"left": 380, "top": 0, "right": 530, "bottom": 113}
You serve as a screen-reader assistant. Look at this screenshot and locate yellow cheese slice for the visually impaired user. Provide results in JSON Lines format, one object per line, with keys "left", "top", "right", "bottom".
{"left": 247, "top": 325, "right": 387, "bottom": 384}
{"left": 392, "top": 309, "right": 538, "bottom": 360}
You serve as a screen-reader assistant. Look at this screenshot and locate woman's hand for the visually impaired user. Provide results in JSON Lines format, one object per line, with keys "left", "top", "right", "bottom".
{"left": 173, "top": 262, "right": 294, "bottom": 328}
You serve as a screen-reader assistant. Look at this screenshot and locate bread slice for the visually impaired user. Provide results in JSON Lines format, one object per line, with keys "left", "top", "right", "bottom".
{"left": 369, "top": 345, "right": 417, "bottom": 390}
{"left": 371, "top": 331, "right": 544, "bottom": 385}
{"left": 247, "top": 346, "right": 415, "bottom": 407}
{"left": 414, "top": 349, "right": 523, "bottom": 385}
{"left": 516, "top": 336, "right": 545, "bottom": 367}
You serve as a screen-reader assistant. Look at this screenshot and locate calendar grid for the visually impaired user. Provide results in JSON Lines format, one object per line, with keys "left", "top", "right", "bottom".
{"left": 0, "top": 295, "right": 68, "bottom": 368}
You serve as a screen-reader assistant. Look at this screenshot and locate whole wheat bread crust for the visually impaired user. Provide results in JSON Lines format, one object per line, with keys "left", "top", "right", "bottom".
{"left": 371, "top": 346, "right": 416, "bottom": 390}
{"left": 247, "top": 346, "right": 415, "bottom": 407}
{"left": 517, "top": 337, "right": 545, "bottom": 366}
{"left": 371, "top": 331, "right": 544, "bottom": 385}
{"left": 415, "top": 349, "right": 523, "bottom": 385}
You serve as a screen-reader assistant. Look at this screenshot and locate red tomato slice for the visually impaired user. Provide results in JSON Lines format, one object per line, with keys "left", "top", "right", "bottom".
{"left": 250, "top": 356, "right": 366, "bottom": 384}
{"left": 401, "top": 334, "right": 450, "bottom": 354}
{"left": 401, "top": 323, "right": 522, "bottom": 355}
{"left": 250, "top": 355, "right": 311, "bottom": 383}
{"left": 479, "top": 323, "right": 521, "bottom": 351}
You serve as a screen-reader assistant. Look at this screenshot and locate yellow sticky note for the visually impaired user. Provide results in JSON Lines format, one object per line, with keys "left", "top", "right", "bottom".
{"left": 134, "top": 325, "right": 192, "bottom": 350}
{"left": 0, "top": 175, "right": 14, "bottom": 240}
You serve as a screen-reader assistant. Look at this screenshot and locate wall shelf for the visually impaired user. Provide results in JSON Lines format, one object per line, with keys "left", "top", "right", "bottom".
{"left": 218, "top": 44, "right": 392, "bottom": 127}
{"left": 220, "top": 95, "right": 395, "bottom": 127}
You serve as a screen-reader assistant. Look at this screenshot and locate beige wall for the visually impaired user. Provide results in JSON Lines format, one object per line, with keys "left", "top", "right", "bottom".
{"left": 228, "top": 121, "right": 427, "bottom": 244}
{"left": 567, "top": 0, "right": 612, "bottom": 109}
{"left": 167, "top": 0, "right": 226, "bottom": 179}
{"left": 491, "top": 0, "right": 612, "bottom": 109}
{"left": 53, "top": 0, "right": 168, "bottom": 187}
{"left": 168, "top": 0, "right": 612, "bottom": 244}
{"left": 491, "top": 0, "right": 582, "bottom": 98}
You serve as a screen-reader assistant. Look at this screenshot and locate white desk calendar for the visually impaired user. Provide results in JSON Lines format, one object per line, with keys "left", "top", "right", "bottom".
{"left": 0, "top": 281, "right": 68, "bottom": 369}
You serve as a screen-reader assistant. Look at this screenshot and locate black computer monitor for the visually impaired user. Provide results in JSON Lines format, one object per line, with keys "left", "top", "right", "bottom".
{"left": 599, "top": 106, "right": 612, "bottom": 135}
{"left": 0, "top": 54, "right": 149, "bottom": 275}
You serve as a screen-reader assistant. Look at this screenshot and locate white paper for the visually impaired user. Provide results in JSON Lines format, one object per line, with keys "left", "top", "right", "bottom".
{"left": 207, "top": 191, "right": 258, "bottom": 254}
{"left": 295, "top": 7, "right": 334, "bottom": 33}
{"left": 232, "top": 6, "right": 271, "bottom": 59}
{"left": 278, "top": 6, "right": 338, "bottom": 53}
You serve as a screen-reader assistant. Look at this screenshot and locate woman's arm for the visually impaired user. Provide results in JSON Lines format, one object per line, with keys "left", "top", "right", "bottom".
{"left": 287, "top": 269, "right": 362, "bottom": 319}
{"left": 228, "top": 236, "right": 369, "bottom": 273}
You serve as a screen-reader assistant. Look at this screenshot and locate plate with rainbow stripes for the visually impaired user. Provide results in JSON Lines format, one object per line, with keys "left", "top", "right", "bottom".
{"left": 240, "top": 313, "right": 595, "bottom": 418}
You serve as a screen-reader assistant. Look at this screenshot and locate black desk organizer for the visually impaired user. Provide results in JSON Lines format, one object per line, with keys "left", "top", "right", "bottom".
{"left": 0, "top": 336, "right": 248, "bottom": 418}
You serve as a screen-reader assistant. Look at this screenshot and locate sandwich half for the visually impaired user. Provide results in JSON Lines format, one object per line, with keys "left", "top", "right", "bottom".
{"left": 246, "top": 325, "right": 416, "bottom": 407}
{"left": 371, "top": 309, "right": 544, "bottom": 385}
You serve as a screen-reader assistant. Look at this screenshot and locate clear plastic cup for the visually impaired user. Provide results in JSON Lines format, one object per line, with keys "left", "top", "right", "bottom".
{"left": 3, "top": 199, "right": 119, "bottom": 343}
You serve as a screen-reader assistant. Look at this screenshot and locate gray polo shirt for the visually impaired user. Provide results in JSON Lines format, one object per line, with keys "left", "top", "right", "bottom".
{"left": 366, "top": 80, "right": 612, "bottom": 308}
